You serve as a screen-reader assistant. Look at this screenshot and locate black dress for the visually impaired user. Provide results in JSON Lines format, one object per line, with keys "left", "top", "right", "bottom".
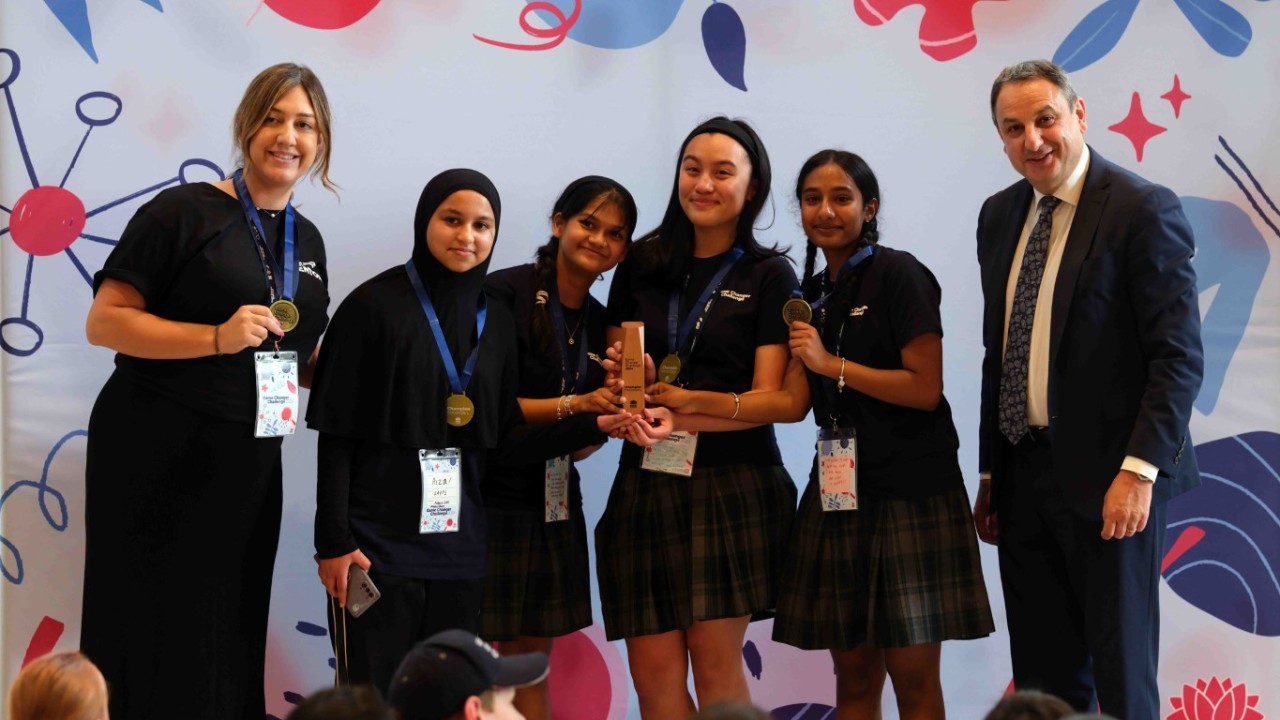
{"left": 82, "top": 182, "right": 329, "bottom": 720}
{"left": 306, "top": 171, "right": 605, "bottom": 694}
{"left": 479, "top": 263, "right": 608, "bottom": 640}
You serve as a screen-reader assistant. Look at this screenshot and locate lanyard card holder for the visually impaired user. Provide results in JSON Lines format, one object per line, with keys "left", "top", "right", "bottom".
{"left": 545, "top": 455, "right": 571, "bottom": 522}
{"left": 817, "top": 426, "right": 858, "bottom": 511}
{"left": 419, "top": 448, "right": 462, "bottom": 533}
{"left": 640, "top": 430, "right": 698, "bottom": 477}
{"left": 254, "top": 351, "right": 299, "bottom": 437}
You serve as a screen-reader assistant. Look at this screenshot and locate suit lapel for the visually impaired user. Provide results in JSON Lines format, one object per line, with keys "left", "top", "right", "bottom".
{"left": 1051, "top": 148, "right": 1109, "bottom": 364}
{"left": 987, "top": 182, "right": 1034, "bottom": 345}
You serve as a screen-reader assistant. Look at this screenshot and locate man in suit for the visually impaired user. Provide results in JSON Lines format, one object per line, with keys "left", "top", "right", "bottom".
{"left": 973, "top": 59, "right": 1203, "bottom": 720}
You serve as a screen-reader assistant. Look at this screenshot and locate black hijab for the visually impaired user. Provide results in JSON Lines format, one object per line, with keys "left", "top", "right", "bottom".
{"left": 307, "top": 169, "right": 510, "bottom": 449}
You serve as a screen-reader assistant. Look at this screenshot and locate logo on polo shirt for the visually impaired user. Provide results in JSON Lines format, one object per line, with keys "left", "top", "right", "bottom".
{"left": 850, "top": 305, "right": 868, "bottom": 316}
{"left": 298, "top": 260, "right": 323, "bottom": 282}
{"left": 719, "top": 290, "right": 750, "bottom": 301}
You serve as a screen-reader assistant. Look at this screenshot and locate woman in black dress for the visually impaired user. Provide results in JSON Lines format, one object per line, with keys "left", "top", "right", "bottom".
{"left": 598, "top": 117, "right": 806, "bottom": 718}
{"left": 306, "top": 169, "right": 636, "bottom": 696}
{"left": 82, "top": 62, "right": 336, "bottom": 720}
{"left": 772, "top": 150, "right": 994, "bottom": 719}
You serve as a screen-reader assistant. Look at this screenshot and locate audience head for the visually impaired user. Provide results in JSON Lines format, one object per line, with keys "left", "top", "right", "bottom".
{"left": 985, "top": 689, "right": 1075, "bottom": 720}
{"left": 7, "top": 650, "right": 108, "bottom": 720}
{"left": 386, "top": 629, "right": 548, "bottom": 720}
{"left": 287, "top": 685, "right": 395, "bottom": 720}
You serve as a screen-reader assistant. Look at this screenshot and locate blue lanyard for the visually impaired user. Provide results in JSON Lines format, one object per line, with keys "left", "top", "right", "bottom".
{"left": 549, "top": 285, "right": 590, "bottom": 395}
{"left": 405, "top": 259, "right": 487, "bottom": 396}
{"left": 805, "top": 244, "right": 875, "bottom": 313}
{"left": 667, "top": 247, "right": 744, "bottom": 359}
{"left": 232, "top": 169, "right": 296, "bottom": 304}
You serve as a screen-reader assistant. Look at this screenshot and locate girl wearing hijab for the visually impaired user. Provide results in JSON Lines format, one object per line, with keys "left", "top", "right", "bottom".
{"left": 480, "top": 176, "right": 639, "bottom": 720}
{"left": 82, "top": 62, "right": 335, "bottom": 720}
{"left": 306, "top": 169, "right": 636, "bottom": 695}
{"left": 773, "top": 150, "right": 993, "bottom": 718}
{"left": 598, "top": 117, "right": 807, "bottom": 717}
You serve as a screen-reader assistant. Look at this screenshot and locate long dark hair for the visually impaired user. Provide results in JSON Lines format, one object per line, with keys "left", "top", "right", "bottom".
{"left": 530, "top": 175, "right": 638, "bottom": 354}
{"left": 632, "top": 116, "right": 786, "bottom": 285}
{"left": 795, "top": 149, "right": 881, "bottom": 285}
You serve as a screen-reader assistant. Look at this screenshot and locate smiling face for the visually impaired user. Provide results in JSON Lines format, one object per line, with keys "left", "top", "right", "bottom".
{"left": 994, "top": 77, "right": 1087, "bottom": 196}
{"left": 800, "top": 162, "right": 877, "bottom": 261}
{"left": 554, "top": 192, "right": 630, "bottom": 280}
{"left": 677, "top": 132, "right": 756, "bottom": 235}
{"left": 243, "top": 85, "right": 319, "bottom": 199}
{"left": 425, "top": 190, "right": 496, "bottom": 273}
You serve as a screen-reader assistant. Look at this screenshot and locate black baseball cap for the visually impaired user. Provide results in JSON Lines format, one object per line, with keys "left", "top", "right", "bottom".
{"left": 386, "top": 629, "right": 549, "bottom": 720}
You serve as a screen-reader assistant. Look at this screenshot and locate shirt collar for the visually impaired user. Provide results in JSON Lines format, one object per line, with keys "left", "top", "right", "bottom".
{"left": 1033, "top": 144, "right": 1090, "bottom": 209}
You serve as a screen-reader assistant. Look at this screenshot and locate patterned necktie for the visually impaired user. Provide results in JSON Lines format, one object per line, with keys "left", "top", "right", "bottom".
{"left": 998, "top": 195, "right": 1061, "bottom": 444}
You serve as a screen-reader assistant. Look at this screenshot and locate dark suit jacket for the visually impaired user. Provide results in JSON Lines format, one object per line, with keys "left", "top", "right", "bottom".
{"left": 977, "top": 148, "right": 1204, "bottom": 518}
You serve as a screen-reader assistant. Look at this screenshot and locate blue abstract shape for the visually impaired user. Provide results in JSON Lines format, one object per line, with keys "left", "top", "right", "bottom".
{"left": 770, "top": 704, "right": 836, "bottom": 719}
{"left": 1174, "top": 0, "right": 1252, "bottom": 56}
{"left": 43, "top": 0, "right": 98, "bottom": 63}
{"left": 742, "top": 639, "right": 762, "bottom": 679}
{"left": 1181, "top": 197, "right": 1269, "bottom": 414}
{"left": 41, "top": 0, "right": 163, "bottom": 63}
{"left": 531, "top": 0, "right": 684, "bottom": 49}
{"left": 0, "top": 430, "right": 85, "bottom": 585}
{"left": 702, "top": 1, "right": 747, "bottom": 91}
{"left": 295, "top": 621, "right": 328, "bottom": 636}
{"left": 1052, "top": 0, "right": 1139, "bottom": 72}
{"left": 1162, "top": 432, "right": 1280, "bottom": 635}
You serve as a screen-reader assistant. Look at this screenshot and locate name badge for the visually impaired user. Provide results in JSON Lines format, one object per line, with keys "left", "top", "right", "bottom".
{"left": 817, "top": 427, "right": 857, "bottom": 511}
{"left": 640, "top": 430, "right": 698, "bottom": 477}
{"left": 545, "top": 455, "right": 570, "bottom": 522}
{"left": 419, "top": 448, "right": 462, "bottom": 533}
{"left": 254, "top": 351, "right": 299, "bottom": 438}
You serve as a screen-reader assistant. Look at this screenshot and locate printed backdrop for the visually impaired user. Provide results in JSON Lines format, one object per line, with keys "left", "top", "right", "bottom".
{"left": 1, "top": 2, "right": 1277, "bottom": 718}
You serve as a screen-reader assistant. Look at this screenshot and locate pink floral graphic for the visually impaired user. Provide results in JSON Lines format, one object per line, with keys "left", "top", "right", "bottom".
{"left": 1167, "top": 677, "right": 1264, "bottom": 720}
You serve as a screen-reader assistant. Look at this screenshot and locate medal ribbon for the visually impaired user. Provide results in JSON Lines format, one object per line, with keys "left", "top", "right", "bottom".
{"left": 232, "top": 169, "right": 297, "bottom": 304}
{"left": 804, "top": 244, "right": 874, "bottom": 313}
{"left": 811, "top": 246, "right": 876, "bottom": 424}
{"left": 549, "top": 285, "right": 590, "bottom": 395}
{"left": 405, "top": 259, "right": 487, "bottom": 397}
{"left": 667, "top": 247, "right": 744, "bottom": 362}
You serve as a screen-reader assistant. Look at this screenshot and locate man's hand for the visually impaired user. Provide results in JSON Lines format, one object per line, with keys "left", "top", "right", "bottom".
{"left": 1100, "top": 470, "right": 1153, "bottom": 540}
{"left": 973, "top": 478, "right": 999, "bottom": 545}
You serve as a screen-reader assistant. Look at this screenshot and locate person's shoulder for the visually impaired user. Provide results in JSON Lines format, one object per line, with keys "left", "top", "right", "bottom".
{"left": 138, "top": 182, "right": 232, "bottom": 221}
{"left": 983, "top": 177, "right": 1031, "bottom": 207}
{"left": 1088, "top": 150, "right": 1180, "bottom": 211}
{"left": 484, "top": 263, "right": 534, "bottom": 291}
{"left": 337, "top": 266, "right": 409, "bottom": 316}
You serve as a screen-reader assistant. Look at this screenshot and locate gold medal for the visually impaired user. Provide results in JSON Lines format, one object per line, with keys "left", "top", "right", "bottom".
{"left": 270, "top": 299, "right": 300, "bottom": 333}
{"left": 445, "top": 394, "right": 475, "bottom": 427}
{"left": 657, "top": 354, "right": 681, "bottom": 384}
{"left": 782, "top": 297, "right": 812, "bottom": 325}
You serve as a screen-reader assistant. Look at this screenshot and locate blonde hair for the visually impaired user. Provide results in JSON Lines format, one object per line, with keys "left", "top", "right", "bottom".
{"left": 232, "top": 62, "right": 337, "bottom": 193}
{"left": 7, "top": 651, "right": 108, "bottom": 720}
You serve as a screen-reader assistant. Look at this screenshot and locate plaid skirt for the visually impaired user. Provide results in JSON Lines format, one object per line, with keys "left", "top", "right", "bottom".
{"left": 772, "top": 480, "right": 995, "bottom": 650}
{"left": 595, "top": 463, "right": 797, "bottom": 640}
{"left": 480, "top": 505, "right": 593, "bottom": 641}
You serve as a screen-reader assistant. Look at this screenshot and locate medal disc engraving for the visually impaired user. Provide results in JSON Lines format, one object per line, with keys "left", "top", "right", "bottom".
{"left": 445, "top": 394, "right": 475, "bottom": 427}
{"left": 657, "top": 354, "right": 681, "bottom": 384}
{"left": 270, "top": 299, "right": 300, "bottom": 333}
{"left": 782, "top": 297, "right": 812, "bottom": 325}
